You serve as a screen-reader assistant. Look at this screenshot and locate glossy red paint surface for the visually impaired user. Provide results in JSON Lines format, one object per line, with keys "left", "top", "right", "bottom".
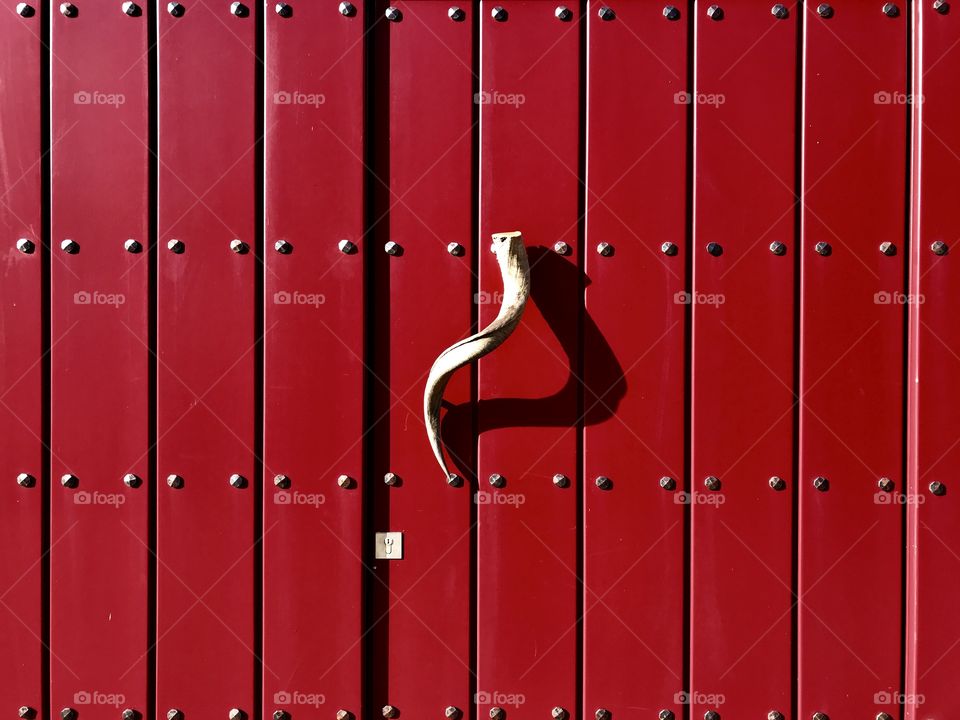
{"left": 157, "top": 0, "right": 257, "bottom": 714}
{"left": 0, "top": 3, "right": 44, "bottom": 716}
{"left": 691, "top": 0, "right": 796, "bottom": 717}
{"left": 583, "top": 1, "right": 687, "bottom": 717}
{"left": 799, "top": 0, "right": 906, "bottom": 716}
{"left": 263, "top": 0, "right": 366, "bottom": 715}
{"left": 50, "top": 1, "right": 150, "bottom": 714}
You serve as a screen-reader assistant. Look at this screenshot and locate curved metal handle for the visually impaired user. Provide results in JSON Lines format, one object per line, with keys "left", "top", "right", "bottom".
{"left": 423, "top": 231, "right": 531, "bottom": 482}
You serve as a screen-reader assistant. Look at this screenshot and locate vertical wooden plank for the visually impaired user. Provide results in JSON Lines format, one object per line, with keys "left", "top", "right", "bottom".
{"left": 690, "top": 0, "right": 796, "bottom": 718}
{"left": 368, "top": 0, "right": 474, "bottom": 716}
{"left": 157, "top": 0, "right": 257, "bottom": 714}
{"left": 799, "top": 0, "right": 906, "bottom": 716}
{"left": 0, "top": 2, "right": 44, "bottom": 717}
{"left": 263, "top": 0, "right": 365, "bottom": 715}
{"left": 477, "top": 1, "right": 580, "bottom": 715}
{"left": 583, "top": 0, "right": 687, "bottom": 718}
{"left": 50, "top": 0, "right": 150, "bottom": 715}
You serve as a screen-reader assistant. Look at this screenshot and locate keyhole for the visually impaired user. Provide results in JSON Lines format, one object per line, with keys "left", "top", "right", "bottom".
{"left": 384, "top": 537, "right": 394, "bottom": 555}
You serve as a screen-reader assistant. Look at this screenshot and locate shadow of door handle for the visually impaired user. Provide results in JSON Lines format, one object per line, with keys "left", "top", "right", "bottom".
{"left": 423, "top": 231, "right": 531, "bottom": 483}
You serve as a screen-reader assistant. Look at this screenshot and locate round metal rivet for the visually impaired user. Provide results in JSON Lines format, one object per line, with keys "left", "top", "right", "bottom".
{"left": 17, "top": 473, "right": 35, "bottom": 488}
{"left": 273, "top": 712, "right": 289, "bottom": 720}
{"left": 552, "top": 473, "right": 569, "bottom": 488}
{"left": 930, "top": 480, "right": 946, "bottom": 495}
{"left": 167, "top": 474, "right": 184, "bottom": 489}
{"left": 706, "top": 242, "right": 723, "bottom": 256}
{"left": 274, "top": 474, "right": 291, "bottom": 489}
{"left": 554, "top": 241, "right": 570, "bottom": 255}
{"left": 877, "top": 477, "right": 894, "bottom": 492}
{"left": 770, "top": 241, "right": 787, "bottom": 255}
{"left": 704, "top": 475, "right": 721, "bottom": 491}
{"left": 932, "top": 240, "right": 949, "bottom": 255}
{"left": 59, "top": 2, "right": 76, "bottom": 16}
{"left": 229, "top": 473, "right": 246, "bottom": 489}
{"left": 812, "top": 713, "right": 828, "bottom": 720}
{"left": 124, "top": 239, "right": 142, "bottom": 253}
{"left": 275, "top": 240, "right": 293, "bottom": 254}
{"left": 552, "top": 709, "right": 566, "bottom": 720}
{"left": 490, "top": 709, "right": 505, "bottom": 720}
{"left": 384, "top": 472, "right": 401, "bottom": 486}
{"left": 934, "top": 0, "right": 949, "bottom": 12}
{"left": 660, "top": 476, "right": 676, "bottom": 491}
{"left": 597, "top": 242, "right": 614, "bottom": 256}
{"left": 769, "top": 475, "right": 785, "bottom": 491}
{"left": 167, "top": 1, "right": 184, "bottom": 15}
{"left": 336, "top": 711, "right": 354, "bottom": 720}
{"left": 168, "top": 710, "right": 183, "bottom": 720}
{"left": 663, "top": 4, "right": 679, "bottom": 19}
{"left": 491, "top": 5, "right": 506, "bottom": 20}
{"left": 123, "top": 473, "right": 141, "bottom": 488}
{"left": 883, "top": 2, "right": 899, "bottom": 15}
{"left": 230, "top": 239, "right": 248, "bottom": 254}
{"left": 17, "top": 238, "right": 34, "bottom": 254}
{"left": 339, "top": 0, "right": 355, "bottom": 15}
{"left": 167, "top": 238, "right": 184, "bottom": 254}
{"left": 489, "top": 473, "right": 505, "bottom": 488}
{"left": 771, "top": 3, "right": 788, "bottom": 17}
{"left": 661, "top": 241, "right": 678, "bottom": 255}
{"left": 16, "top": 3, "right": 34, "bottom": 16}
{"left": 385, "top": 5, "right": 401, "bottom": 20}
{"left": 448, "top": 242, "right": 465, "bottom": 256}
{"left": 817, "top": 3, "right": 833, "bottom": 16}
{"left": 555, "top": 5, "right": 571, "bottom": 20}
{"left": 123, "top": 1, "right": 141, "bottom": 15}
{"left": 445, "top": 708, "right": 461, "bottom": 720}
{"left": 879, "top": 241, "right": 896, "bottom": 255}
{"left": 707, "top": 4, "right": 723, "bottom": 18}
{"left": 448, "top": 5, "right": 464, "bottom": 20}
{"left": 337, "top": 474, "right": 353, "bottom": 489}
{"left": 61, "top": 473, "right": 78, "bottom": 488}
{"left": 813, "top": 476, "right": 829, "bottom": 491}
{"left": 768, "top": 712, "right": 784, "bottom": 720}
{"left": 595, "top": 710, "right": 611, "bottom": 720}
{"left": 595, "top": 475, "right": 612, "bottom": 490}
{"left": 815, "top": 241, "right": 831, "bottom": 256}
{"left": 61, "top": 239, "right": 79, "bottom": 254}
{"left": 599, "top": 5, "right": 615, "bottom": 19}
{"left": 704, "top": 712, "right": 720, "bottom": 720}
{"left": 384, "top": 241, "right": 403, "bottom": 255}
{"left": 18, "top": 708, "right": 35, "bottom": 720}
{"left": 275, "top": 2, "right": 291, "bottom": 16}
{"left": 382, "top": 706, "right": 398, "bottom": 719}
{"left": 659, "top": 713, "right": 675, "bottom": 720}
{"left": 229, "top": 710, "right": 244, "bottom": 720}
{"left": 122, "top": 711, "right": 138, "bottom": 720}
{"left": 338, "top": 239, "right": 357, "bottom": 254}
{"left": 446, "top": 473, "right": 463, "bottom": 487}
{"left": 61, "top": 710, "right": 77, "bottom": 720}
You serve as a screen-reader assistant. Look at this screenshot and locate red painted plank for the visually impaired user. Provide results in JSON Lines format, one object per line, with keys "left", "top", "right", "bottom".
{"left": 263, "top": 0, "right": 365, "bottom": 715}
{"left": 0, "top": 2, "right": 44, "bottom": 717}
{"left": 50, "top": 1, "right": 150, "bottom": 715}
{"left": 157, "top": 0, "right": 257, "bottom": 715}
{"left": 690, "top": 1, "right": 796, "bottom": 718}
{"left": 906, "top": 1, "right": 960, "bottom": 716}
{"left": 799, "top": 0, "right": 906, "bottom": 716}
{"left": 367, "top": 0, "right": 474, "bottom": 716}
{"left": 478, "top": 1, "right": 580, "bottom": 715}
{"left": 583, "top": 1, "right": 687, "bottom": 718}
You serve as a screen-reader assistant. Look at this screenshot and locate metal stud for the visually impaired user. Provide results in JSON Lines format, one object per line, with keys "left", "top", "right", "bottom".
{"left": 490, "top": 709, "right": 505, "bottom": 720}
{"left": 338, "top": 239, "right": 357, "bottom": 254}
{"left": 663, "top": 4, "right": 679, "bottom": 18}
{"left": 167, "top": 1, "right": 184, "bottom": 15}
{"left": 704, "top": 712, "right": 720, "bottom": 720}
{"left": 168, "top": 710, "right": 183, "bottom": 720}
{"left": 61, "top": 473, "right": 78, "bottom": 488}
{"left": 770, "top": 240, "right": 787, "bottom": 255}
{"left": 384, "top": 240, "right": 403, "bottom": 255}
{"left": 447, "top": 473, "right": 463, "bottom": 487}
{"left": 930, "top": 480, "right": 946, "bottom": 496}
{"left": 447, "top": 242, "right": 465, "bottom": 256}
{"left": 17, "top": 238, "right": 34, "bottom": 254}
{"left": 384, "top": 472, "right": 401, "bottom": 486}
{"left": 932, "top": 240, "right": 949, "bottom": 255}
{"left": 554, "top": 241, "right": 570, "bottom": 255}
{"left": 555, "top": 5, "right": 572, "bottom": 20}
{"left": 595, "top": 710, "right": 611, "bottom": 720}
{"left": 448, "top": 5, "right": 464, "bottom": 19}
{"left": 59, "top": 2, "right": 76, "bottom": 16}
{"left": 339, "top": 0, "right": 355, "bottom": 14}
{"left": 274, "top": 473, "right": 291, "bottom": 489}
{"left": 61, "top": 239, "right": 79, "bottom": 254}
{"left": 771, "top": 3, "right": 788, "bottom": 17}
{"left": 706, "top": 4, "right": 723, "bottom": 18}
{"left": 17, "top": 473, "right": 35, "bottom": 488}
{"left": 275, "top": 239, "right": 292, "bottom": 254}
{"left": 167, "top": 238, "right": 184, "bottom": 254}
{"left": 661, "top": 241, "right": 678, "bottom": 255}
{"left": 552, "top": 473, "right": 569, "bottom": 488}
{"left": 122, "top": 1, "right": 141, "bottom": 15}
{"left": 275, "top": 1, "right": 291, "bottom": 16}
{"left": 491, "top": 5, "right": 506, "bottom": 20}
{"left": 273, "top": 712, "right": 289, "bottom": 720}
{"left": 595, "top": 475, "right": 612, "bottom": 490}
{"left": 704, "top": 475, "right": 721, "bottom": 491}
{"left": 882, "top": 2, "right": 899, "bottom": 15}
{"left": 598, "top": 5, "right": 615, "bottom": 19}
{"left": 229, "top": 473, "right": 246, "bottom": 489}
{"left": 336, "top": 712, "right": 354, "bottom": 720}
{"left": 876, "top": 714, "right": 892, "bottom": 720}
{"left": 445, "top": 709, "right": 461, "bottom": 720}
{"left": 229, "top": 710, "right": 244, "bottom": 720}
{"left": 166, "top": 474, "right": 184, "bottom": 489}
{"left": 61, "top": 710, "right": 77, "bottom": 720}
{"left": 768, "top": 713, "right": 784, "bottom": 720}
{"left": 16, "top": 3, "right": 34, "bottom": 16}
{"left": 122, "top": 711, "right": 139, "bottom": 720}
{"left": 382, "top": 707, "right": 398, "bottom": 719}
{"left": 230, "top": 238, "right": 248, "bottom": 254}
{"left": 125, "top": 239, "right": 142, "bottom": 253}
{"left": 489, "top": 473, "right": 505, "bottom": 488}
{"left": 879, "top": 241, "right": 896, "bottom": 255}
{"left": 123, "top": 473, "right": 141, "bottom": 488}
{"left": 337, "top": 474, "right": 353, "bottom": 489}
{"left": 659, "top": 476, "right": 676, "bottom": 491}
{"left": 384, "top": 5, "right": 401, "bottom": 20}
{"left": 552, "top": 709, "right": 567, "bottom": 720}
{"left": 597, "top": 242, "right": 614, "bottom": 256}
{"left": 813, "top": 476, "right": 829, "bottom": 491}
{"left": 811, "top": 714, "right": 828, "bottom": 720}
{"left": 18, "top": 708, "right": 35, "bottom": 720}
{"left": 817, "top": 3, "right": 833, "bottom": 16}
{"left": 814, "top": 241, "right": 831, "bottom": 256}
{"left": 934, "top": 0, "right": 949, "bottom": 13}
{"left": 877, "top": 477, "right": 894, "bottom": 492}
{"left": 706, "top": 242, "right": 723, "bottom": 256}
{"left": 658, "top": 713, "right": 675, "bottom": 720}
{"left": 769, "top": 475, "right": 785, "bottom": 491}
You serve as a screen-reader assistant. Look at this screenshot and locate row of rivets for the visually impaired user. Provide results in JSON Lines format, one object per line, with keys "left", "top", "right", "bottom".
{"left": 489, "top": 710, "right": 567, "bottom": 720}
{"left": 57, "top": 0, "right": 145, "bottom": 16}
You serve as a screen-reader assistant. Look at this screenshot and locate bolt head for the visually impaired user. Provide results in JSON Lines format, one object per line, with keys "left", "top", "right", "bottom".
{"left": 554, "top": 241, "right": 570, "bottom": 255}
{"left": 168, "top": 711, "right": 183, "bottom": 720}
{"left": 595, "top": 711, "right": 611, "bottom": 720}
{"left": 337, "top": 474, "right": 353, "bottom": 488}
{"left": 384, "top": 240, "right": 402, "bottom": 255}
{"left": 491, "top": 5, "right": 506, "bottom": 20}
{"left": 931, "top": 480, "right": 946, "bottom": 495}
{"left": 447, "top": 242, "right": 465, "bottom": 256}
{"left": 59, "top": 2, "right": 76, "bottom": 16}
{"left": 336, "top": 712, "right": 353, "bottom": 720}
{"left": 876, "top": 713, "right": 892, "bottom": 720}
{"left": 814, "top": 241, "right": 831, "bottom": 256}
{"left": 123, "top": 1, "right": 141, "bottom": 15}
{"left": 229, "top": 473, "right": 246, "bottom": 489}
{"left": 769, "top": 240, "right": 787, "bottom": 255}
{"left": 934, "top": 0, "right": 949, "bottom": 13}
{"left": 596, "top": 242, "right": 614, "bottom": 256}
{"left": 489, "top": 473, "right": 505, "bottom": 488}
{"left": 878, "top": 477, "right": 894, "bottom": 492}
{"left": 17, "top": 472, "right": 35, "bottom": 488}
{"left": 61, "top": 238, "right": 79, "bottom": 254}
{"left": 662, "top": 4, "right": 679, "bottom": 18}
{"left": 167, "top": 474, "right": 184, "bottom": 489}
{"left": 660, "top": 476, "right": 676, "bottom": 490}
{"left": 382, "top": 706, "right": 398, "bottom": 719}
{"left": 123, "top": 473, "right": 141, "bottom": 488}
{"left": 275, "top": 239, "right": 293, "bottom": 254}
{"left": 812, "top": 714, "right": 828, "bottom": 720}
{"left": 595, "top": 475, "right": 612, "bottom": 490}
{"left": 167, "top": 1, "right": 184, "bottom": 14}
{"left": 659, "top": 713, "right": 675, "bottom": 720}
{"left": 124, "top": 238, "right": 142, "bottom": 253}
{"left": 448, "top": 5, "right": 464, "bottom": 19}
{"left": 598, "top": 5, "right": 616, "bottom": 19}
{"left": 555, "top": 5, "right": 571, "bottom": 20}
{"left": 490, "top": 709, "right": 505, "bottom": 720}
{"left": 61, "top": 710, "right": 77, "bottom": 720}
{"left": 447, "top": 473, "right": 463, "bottom": 487}
{"left": 18, "top": 708, "right": 35, "bottom": 720}
{"left": 339, "top": 0, "right": 355, "bottom": 14}
{"left": 385, "top": 5, "right": 401, "bottom": 20}
{"left": 229, "top": 710, "right": 244, "bottom": 720}
{"left": 877, "top": 241, "right": 896, "bottom": 255}
{"left": 167, "top": 238, "right": 184, "bottom": 253}
{"left": 704, "top": 712, "right": 720, "bottom": 720}
{"left": 445, "top": 708, "right": 461, "bottom": 720}
{"left": 883, "top": 2, "right": 899, "bottom": 14}
{"left": 932, "top": 240, "right": 949, "bottom": 255}
{"left": 275, "top": 2, "right": 291, "bottom": 16}
{"left": 771, "top": 3, "right": 788, "bottom": 16}
{"left": 122, "top": 711, "right": 138, "bottom": 720}
{"left": 338, "top": 239, "right": 357, "bottom": 254}
{"left": 706, "top": 241, "right": 723, "bottom": 256}
{"left": 384, "top": 472, "right": 400, "bottom": 486}
{"left": 273, "top": 713, "right": 289, "bottom": 720}
{"left": 552, "top": 709, "right": 567, "bottom": 720}
{"left": 817, "top": 3, "right": 833, "bottom": 16}
{"left": 61, "top": 473, "right": 78, "bottom": 488}
{"left": 17, "top": 238, "right": 35, "bottom": 254}
{"left": 769, "top": 475, "right": 785, "bottom": 490}
{"left": 228, "top": 238, "right": 247, "bottom": 254}
{"left": 707, "top": 4, "right": 723, "bottom": 18}
{"left": 813, "top": 476, "right": 829, "bottom": 491}
{"left": 274, "top": 474, "right": 291, "bottom": 488}
{"left": 16, "top": 3, "right": 34, "bottom": 16}
{"left": 661, "top": 241, "right": 678, "bottom": 255}
{"left": 768, "top": 713, "right": 784, "bottom": 720}
{"left": 552, "top": 473, "right": 569, "bottom": 488}
{"left": 704, "top": 475, "right": 721, "bottom": 491}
